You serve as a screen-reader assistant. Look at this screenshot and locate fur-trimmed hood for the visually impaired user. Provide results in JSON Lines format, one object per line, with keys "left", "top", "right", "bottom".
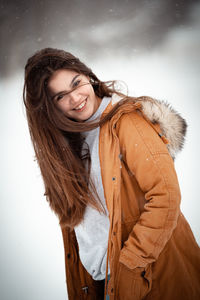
{"left": 111, "top": 94, "right": 187, "bottom": 159}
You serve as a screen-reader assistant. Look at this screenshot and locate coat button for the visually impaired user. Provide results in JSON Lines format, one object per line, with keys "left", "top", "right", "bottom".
{"left": 112, "top": 177, "right": 116, "bottom": 181}
{"left": 82, "top": 286, "right": 88, "bottom": 294}
{"left": 119, "top": 153, "right": 123, "bottom": 160}
{"left": 67, "top": 253, "right": 71, "bottom": 259}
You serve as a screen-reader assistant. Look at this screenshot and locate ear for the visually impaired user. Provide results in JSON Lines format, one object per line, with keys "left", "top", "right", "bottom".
{"left": 89, "top": 77, "right": 98, "bottom": 85}
{"left": 89, "top": 77, "right": 94, "bottom": 83}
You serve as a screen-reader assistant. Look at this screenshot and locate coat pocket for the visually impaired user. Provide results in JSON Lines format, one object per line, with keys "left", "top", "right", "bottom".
{"left": 116, "top": 262, "right": 152, "bottom": 300}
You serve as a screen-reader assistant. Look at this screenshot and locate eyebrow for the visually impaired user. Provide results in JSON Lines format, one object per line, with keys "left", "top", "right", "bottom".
{"left": 51, "top": 74, "right": 80, "bottom": 100}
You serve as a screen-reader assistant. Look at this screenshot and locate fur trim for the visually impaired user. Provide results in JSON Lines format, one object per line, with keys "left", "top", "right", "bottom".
{"left": 141, "top": 99, "right": 187, "bottom": 159}
{"left": 111, "top": 94, "right": 187, "bottom": 159}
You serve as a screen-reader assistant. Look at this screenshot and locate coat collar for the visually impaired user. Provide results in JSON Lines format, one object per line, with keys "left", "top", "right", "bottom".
{"left": 108, "top": 94, "right": 187, "bottom": 159}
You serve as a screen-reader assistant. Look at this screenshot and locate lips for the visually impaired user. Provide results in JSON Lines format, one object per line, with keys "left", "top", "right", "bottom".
{"left": 73, "top": 98, "right": 87, "bottom": 112}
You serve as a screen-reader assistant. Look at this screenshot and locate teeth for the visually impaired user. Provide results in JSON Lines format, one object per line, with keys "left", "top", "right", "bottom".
{"left": 75, "top": 100, "right": 86, "bottom": 110}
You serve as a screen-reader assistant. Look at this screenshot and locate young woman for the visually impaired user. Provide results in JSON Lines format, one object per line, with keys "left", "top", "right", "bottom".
{"left": 23, "top": 48, "right": 200, "bottom": 300}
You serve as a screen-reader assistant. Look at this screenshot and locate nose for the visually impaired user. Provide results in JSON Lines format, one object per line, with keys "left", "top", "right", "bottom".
{"left": 69, "top": 89, "right": 81, "bottom": 105}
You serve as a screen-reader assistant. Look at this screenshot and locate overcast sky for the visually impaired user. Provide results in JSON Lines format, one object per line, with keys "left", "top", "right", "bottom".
{"left": 0, "top": 0, "right": 198, "bottom": 78}
{"left": 1, "top": 1, "right": 200, "bottom": 300}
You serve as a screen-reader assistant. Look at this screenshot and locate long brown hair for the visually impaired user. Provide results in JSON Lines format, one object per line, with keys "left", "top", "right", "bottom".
{"left": 23, "top": 47, "right": 137, "bottom": 229}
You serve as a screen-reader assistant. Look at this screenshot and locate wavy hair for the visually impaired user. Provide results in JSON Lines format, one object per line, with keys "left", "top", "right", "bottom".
{"left": 23, "top": 47, "right": 139, "bottom": 229}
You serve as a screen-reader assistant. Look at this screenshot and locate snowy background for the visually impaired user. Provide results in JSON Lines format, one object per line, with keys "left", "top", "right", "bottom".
{"left": 0, "top": 0, "right": 200, "bottom": 299}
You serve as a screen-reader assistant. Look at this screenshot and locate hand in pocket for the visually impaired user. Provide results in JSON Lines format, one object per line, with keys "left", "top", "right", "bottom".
{"left": 115, "top": 262, "right": 152, "bottom": 300}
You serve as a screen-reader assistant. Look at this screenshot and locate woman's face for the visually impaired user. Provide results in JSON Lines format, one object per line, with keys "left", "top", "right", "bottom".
{"left": 48, "top": 69, "right": 101, "bottom": 121}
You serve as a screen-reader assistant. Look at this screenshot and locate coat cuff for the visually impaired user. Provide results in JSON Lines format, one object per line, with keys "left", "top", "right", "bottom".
{"left": 119, "top": 247, "right": 150, "bottom": 270}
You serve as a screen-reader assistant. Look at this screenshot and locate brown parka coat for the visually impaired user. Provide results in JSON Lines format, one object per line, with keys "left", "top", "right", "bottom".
{"left": 61, "top": 95, "right": 200, "bottom": 300}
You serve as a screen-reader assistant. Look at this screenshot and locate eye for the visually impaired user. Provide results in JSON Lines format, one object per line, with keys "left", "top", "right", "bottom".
{"left": 56, "top": 94, "right": 64, "bottom": 101}
{"left": 73, "top": 80, "right": 81, "bottom": 88}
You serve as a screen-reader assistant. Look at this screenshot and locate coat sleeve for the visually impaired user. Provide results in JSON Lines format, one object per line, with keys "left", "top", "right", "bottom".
{"left": 117, "top": 111, "right": 181, "bottom": 270}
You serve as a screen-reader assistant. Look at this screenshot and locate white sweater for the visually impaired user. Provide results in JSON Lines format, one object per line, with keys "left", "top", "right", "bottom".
{"left": 74, "top": 96, "right": 111, "bottom": 280}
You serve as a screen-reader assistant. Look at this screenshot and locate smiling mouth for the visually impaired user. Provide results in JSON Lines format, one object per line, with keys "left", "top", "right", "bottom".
{"left": 74, "top": 98, "right": 87, "bottom": 111}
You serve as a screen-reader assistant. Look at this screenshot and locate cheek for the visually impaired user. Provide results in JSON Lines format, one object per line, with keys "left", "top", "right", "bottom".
{"left": 83, "top": 85, "right": 95, "bottom": 96}
{"left": 57, "top": 101, "right": 70, "bottom": 113}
